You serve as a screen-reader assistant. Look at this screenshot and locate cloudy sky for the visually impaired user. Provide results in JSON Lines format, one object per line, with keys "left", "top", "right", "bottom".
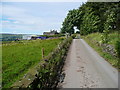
{"left": 1, "top": 1, "right": 87, "bottom": 35}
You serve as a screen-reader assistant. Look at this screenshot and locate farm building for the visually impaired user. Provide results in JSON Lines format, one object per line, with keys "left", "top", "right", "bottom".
{"left": 22, "top": 35, "right": 46, "bottom": 40}
{"left": 43, "top": 30, "right": 58, "bottom": 35}
{"left": 22, "top": 35, "right": 37, "bottom": 40}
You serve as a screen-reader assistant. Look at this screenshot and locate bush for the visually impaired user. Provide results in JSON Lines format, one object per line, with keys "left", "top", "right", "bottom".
{"left": 115, "top": 41, "right": 120, "bottom": 58}
{"left": 11, "top": 37, "right": 73, "bottom": 89}
{"left": 76, "top": 31, "right": 80, "bottom": 34}
{"left": 101, "top": 30, "right": 110, "bottom": 44}
{"left": 71, "top": 34, "right": 76, "bottom": 39}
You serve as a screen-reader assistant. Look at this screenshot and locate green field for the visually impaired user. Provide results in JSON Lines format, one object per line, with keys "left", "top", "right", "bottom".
{"left": 82, "top": 32, "right": 119, "bottom": 69}
{"left": 2, "top": 38, "right": 64, "bottom": 88}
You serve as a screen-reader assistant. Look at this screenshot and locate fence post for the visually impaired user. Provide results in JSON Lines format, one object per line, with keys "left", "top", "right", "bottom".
{"left": 42, "top": 48, "right": 44, "bottom": 59}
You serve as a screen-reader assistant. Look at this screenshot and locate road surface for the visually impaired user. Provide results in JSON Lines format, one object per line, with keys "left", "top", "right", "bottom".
{"left": 59, "top": 39, "right": 118, "bottom": 88}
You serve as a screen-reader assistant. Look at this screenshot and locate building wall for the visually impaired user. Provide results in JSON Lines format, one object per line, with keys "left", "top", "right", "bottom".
{"left": 22, "top": 35, "right": 31, "bottom": 40}
{"left": 43, "top": 30, "right": 58, "bottom": 35}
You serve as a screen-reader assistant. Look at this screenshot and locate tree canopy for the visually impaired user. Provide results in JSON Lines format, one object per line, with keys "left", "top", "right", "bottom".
{"left": 60, "top": 2, "right": 119, "bottom": 35}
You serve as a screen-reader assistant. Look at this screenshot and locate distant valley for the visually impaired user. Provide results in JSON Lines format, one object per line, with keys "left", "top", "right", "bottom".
{"left": 1, "top": 33, "right": 32, "bottom": 41}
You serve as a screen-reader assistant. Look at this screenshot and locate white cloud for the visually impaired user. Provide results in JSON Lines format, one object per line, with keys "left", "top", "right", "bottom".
{"left": 2, "top": 0, "right": 88, "bottom": 2}
{"left": 2, "top": 0, "right": 119, "bottom": 2}
{"left": 2, "top": 4, "right": 51, "bottom": 34}
{"left": 2, "top": 4, "right": 64, "bottom": 33}
{"left": 2, "top": 5, "right": 26, "bottom": 17}
{"left": 2, "top": 5, "right": 44, "bottom": 25}
{"left": 1, "top": 2, "right": 82, "bottom": 34}
{"left": 2, "top": 20, "right": 10, "bottom": 23}
{"left": 13, "top": 21, "right": 20, "bottom": 24}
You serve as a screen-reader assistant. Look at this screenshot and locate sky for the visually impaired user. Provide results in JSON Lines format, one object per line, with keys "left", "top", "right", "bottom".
{"left": 0, "top": 1, "right": 87, "bottom": 35}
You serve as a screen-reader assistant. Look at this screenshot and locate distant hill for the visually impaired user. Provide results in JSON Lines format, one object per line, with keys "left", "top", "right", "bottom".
{"left": 0, "top": 33, "right": 41, "bottom": 41}
{"left": 1, "top": 33, "right": 24, "bottom": 41}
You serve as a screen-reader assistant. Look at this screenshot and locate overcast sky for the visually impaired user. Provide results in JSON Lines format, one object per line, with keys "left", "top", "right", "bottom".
{"left": 1, "top": 1, "right": 87, "bottom": 35}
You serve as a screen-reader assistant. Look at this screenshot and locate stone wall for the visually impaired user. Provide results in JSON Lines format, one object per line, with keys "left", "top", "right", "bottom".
{"left": 101, "top": 43, "right": 117, "bottom": 57}
{"left": 11, "top": 36, "right": 73, "bottom": 89}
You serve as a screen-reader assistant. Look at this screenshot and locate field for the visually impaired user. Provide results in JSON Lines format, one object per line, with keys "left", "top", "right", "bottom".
{"left": 82, "top": 32, "right": 119, "bottom": 69}
{"left": 2, "top": 38, "right": 64, "bottom": 88}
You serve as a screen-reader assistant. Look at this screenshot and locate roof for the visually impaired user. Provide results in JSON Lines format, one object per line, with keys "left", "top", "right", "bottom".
{"left": 43, "top": 30, "right": 58, "bottom": 35}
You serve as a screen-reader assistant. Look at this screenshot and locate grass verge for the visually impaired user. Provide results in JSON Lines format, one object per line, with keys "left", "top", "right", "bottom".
{"left": 81, "top": 32, "right": 119, "bottom": 70}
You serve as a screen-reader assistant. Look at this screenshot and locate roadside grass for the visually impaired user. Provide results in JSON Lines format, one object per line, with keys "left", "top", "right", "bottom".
{"left": 2, "top": 38, "right": 64, "bottom": 88}
{"left": 82, "top": 32, "right": 119, "bottom": 70}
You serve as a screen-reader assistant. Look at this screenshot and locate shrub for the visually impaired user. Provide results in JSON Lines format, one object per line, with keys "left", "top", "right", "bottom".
{"left": 101, "top": 30, "right": 110, "bottom": 44}
{"left": 71, "top": 34, "right": 76, "bottom": 39}
{"left": 115, "top": 41, "right": 120, "bottom": 58}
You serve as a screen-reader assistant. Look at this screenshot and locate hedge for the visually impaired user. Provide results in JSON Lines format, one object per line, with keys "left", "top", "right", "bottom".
{"left": 11, "top": 36, "right": 73, "bottom": 89}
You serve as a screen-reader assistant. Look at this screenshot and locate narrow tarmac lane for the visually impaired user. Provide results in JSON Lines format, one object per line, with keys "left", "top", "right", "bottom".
{"left": 60, "top": 39, "right": 118, "bottom": 88}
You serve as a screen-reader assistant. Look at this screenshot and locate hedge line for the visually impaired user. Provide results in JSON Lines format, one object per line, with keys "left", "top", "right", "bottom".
{"left": 11, "top": 36, "right": 73, "bottom": 89}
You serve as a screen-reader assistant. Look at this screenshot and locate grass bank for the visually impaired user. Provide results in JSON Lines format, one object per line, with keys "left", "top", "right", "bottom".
{"left": 82, "top": 32, "right": 119, "bottom": 70}
{"left": 2, "top": 38, "right": 64, "bottom": 88}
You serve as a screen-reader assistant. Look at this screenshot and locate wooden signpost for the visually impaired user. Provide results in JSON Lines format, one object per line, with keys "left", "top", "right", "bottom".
{"left": 42, "top": 48, "right": 44, "bottom": 59}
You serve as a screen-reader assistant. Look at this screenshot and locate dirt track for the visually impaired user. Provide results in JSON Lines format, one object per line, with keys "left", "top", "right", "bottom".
{"left": 60, "top": 39, "right": 118, "bottom": 88}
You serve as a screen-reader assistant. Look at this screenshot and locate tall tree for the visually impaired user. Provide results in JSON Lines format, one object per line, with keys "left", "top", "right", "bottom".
{"left": 80, "top": 7, "right": 100, "bottom": 35}
{"left": 60, "top": 2, "right": 119, "bottom": 35}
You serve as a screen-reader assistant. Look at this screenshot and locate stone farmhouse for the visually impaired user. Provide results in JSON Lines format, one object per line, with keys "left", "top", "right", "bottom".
{"left": 43, "top": 30, "right": 59, "bottom": 35}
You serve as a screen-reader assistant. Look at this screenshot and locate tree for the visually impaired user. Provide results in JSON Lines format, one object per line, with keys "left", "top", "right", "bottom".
{"left": 60, "top": 2, "right": 119, "bottom": 36}
{"left": 80, "top": 7, "right": 100, "bottom": 35}
{"left": 102, "top": 10, "right": 116, "bottom": 43}
{"left": 61, "top": 9, "right": 81, "bottom": 34}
